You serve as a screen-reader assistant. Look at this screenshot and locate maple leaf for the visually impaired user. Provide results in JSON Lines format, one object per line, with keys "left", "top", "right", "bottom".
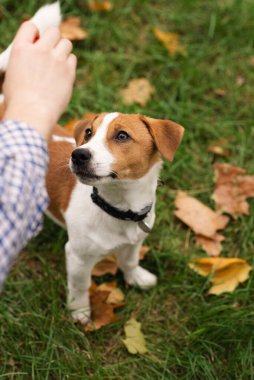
{"left": 120, "top": 78, "right": 155, "bottom": 107}
{"left": 88, "top": 0, "right": 112, "bottom": 11}
{"left": 60, "top": 17, "right": 88, "bottom": 41}
{"left": 85, "top": 281, "right": 123, "bottom": 332}
{"left": 196, "top": 234, "right": 225, "bottom": 257}
{"left": 153, "top": 28, "right": 187, "bottom": 57}
{"left": 212, "top": 163, "right": 254, "bottom": 218}
{"left": 189, "top": 257, "right": 252, "bottom": 295}
{"left": 174, "top": 191, "right": 229, "bottom": 238}
{"left": 122, "top": 318, "right": 148, "bottom": 355}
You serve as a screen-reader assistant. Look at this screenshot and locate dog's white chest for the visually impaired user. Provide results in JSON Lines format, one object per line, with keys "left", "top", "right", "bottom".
{"left": 63, "top": 182, "right": 152, "bottom": 256}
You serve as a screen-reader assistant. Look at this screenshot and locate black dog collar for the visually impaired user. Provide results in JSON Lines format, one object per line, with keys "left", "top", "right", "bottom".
{"left": 91, "top": 187, "right": 152, "bottom": 232}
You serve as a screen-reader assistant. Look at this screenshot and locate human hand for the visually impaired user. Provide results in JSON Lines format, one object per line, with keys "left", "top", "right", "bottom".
{"left": 3, "top": 21, "right": 77, "bottom": 140}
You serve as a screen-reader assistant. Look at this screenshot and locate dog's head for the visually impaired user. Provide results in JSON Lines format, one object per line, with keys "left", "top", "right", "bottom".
{"left": 70, "top": 112, "right": 184, "bottom": 185}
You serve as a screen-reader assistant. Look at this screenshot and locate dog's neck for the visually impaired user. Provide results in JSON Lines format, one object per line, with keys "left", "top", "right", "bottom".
{"left": 94, "top": 162, "right": 162, "bottom": 212}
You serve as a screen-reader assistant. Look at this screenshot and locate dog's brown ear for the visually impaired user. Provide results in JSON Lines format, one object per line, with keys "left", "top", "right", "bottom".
{"left": 140, "top": 115, "right": 184, "bottom": 161}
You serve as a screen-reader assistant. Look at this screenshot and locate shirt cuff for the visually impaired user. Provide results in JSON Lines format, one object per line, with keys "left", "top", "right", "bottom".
{"left": 0, "top": 119, "right": 48, "bottom": 168}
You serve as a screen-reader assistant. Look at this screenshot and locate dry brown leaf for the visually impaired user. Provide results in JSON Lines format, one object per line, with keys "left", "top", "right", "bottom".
{"left": 214, "top": 88, "right": 226, "bottom": 97}
{"left": 174, "top": 191, "right": 229, "bottom": 238}
{"left": 189, "top": 257, "right": 252, "bottom": 295}
{"left": 88, "top": 0, "right": 112, "bottom": 11}
{"left": 139, "top": 246, "right": 150, "bottom": 260}
{"left": 92, "top": 246, "right": 150, "bottom": 276}
{"left": 208, "top": 138, "right": 230, "bottom": 157}
{"left": 196, "top": 234, "right": 225, "bottom": 257}
{"left": 60, "top": 17, "right": 88, "bottom": 40}
{"left": 154, "top": 28, "right": 187, "bottom": 57}
{"left": 236, "top": 75, "right": 245, "bottom": 87}
{"left": 120, "top": 78, "right": 155, "bottom": 106}
{"left": 213, "top": 163, "right": 254, "bottom": 218}
{"left": 97, "top": 282, "right": 125, "bottom": 305}
{"left": 92, "top": 255, "right": 117, "bottom": 276}
{"left": 85, "top": 281, "right": 123, "bottom": 331}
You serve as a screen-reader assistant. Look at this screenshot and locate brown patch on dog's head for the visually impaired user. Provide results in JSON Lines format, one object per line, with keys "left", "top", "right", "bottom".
{"left": 105, "top": 113, "right": 184, "bottom": 180}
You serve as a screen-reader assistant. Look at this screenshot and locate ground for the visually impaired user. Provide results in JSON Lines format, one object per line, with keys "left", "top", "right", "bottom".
{"left": 1, "top": 0, "right": 254, "bottom": 379}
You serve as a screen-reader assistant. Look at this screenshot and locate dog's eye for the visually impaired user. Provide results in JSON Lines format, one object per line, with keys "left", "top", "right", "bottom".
{"left": 115, "top": 131, "right": 130, "bottom": 142}
{"left": 85, "top": 128, "right": 92, "bottom": 141}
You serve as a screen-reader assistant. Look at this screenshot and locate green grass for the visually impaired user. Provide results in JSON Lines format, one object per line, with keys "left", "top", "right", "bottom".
{"left": 1, "top": 0, "right": 254, "bottom": 378}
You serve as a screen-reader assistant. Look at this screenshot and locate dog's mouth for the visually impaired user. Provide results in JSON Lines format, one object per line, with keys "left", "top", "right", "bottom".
{"left": 72, "top": 167, "right": 117, "bottom": 184}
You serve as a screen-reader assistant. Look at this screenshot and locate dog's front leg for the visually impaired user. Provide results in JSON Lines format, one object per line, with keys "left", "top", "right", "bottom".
{"left": 65, "top": 241, "right": 99, "bottom": 324}
{"left": 117, "top": 242, "right": 157, "bottom": 289}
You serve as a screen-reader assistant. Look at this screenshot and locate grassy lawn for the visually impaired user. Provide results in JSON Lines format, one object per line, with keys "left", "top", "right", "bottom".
{"left": 1, "top": 0, "right": 254, "bottom": 378}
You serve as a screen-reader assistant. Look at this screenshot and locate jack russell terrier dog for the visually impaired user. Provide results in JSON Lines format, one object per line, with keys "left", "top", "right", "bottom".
{"left": 0, "top": 2, "right": 184, "bottom": 324}
{"left": 47, "top": 113, "right": 184, "bottom": 323}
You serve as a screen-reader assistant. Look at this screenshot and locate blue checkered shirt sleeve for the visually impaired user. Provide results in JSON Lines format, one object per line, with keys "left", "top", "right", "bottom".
{"left": 0, "top": 120, "right": 49, "bottom": 290}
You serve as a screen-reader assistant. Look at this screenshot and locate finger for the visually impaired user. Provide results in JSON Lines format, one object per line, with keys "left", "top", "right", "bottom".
{"left": 13, "top": 21, "right": 39, "bottom": 46}
{"left": 37, "top": 26, "right": 61, "bottom": 48}
{"left": 67, "top": 53, "right": 77, "bottom": 73}
{"left": 54, "top": 39, "right": 73, "bottom": 59}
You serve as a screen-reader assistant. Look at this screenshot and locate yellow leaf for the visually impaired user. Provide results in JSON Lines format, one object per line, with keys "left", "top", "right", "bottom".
{"left": 122, "top": 318, "right": 148, "bottom": 355}
{"left": 120, "top": 78, "right": 155, "bottom": 107}
{"left": 189, "top": 257, "right": 252, "bottom": 295}
{"left": 154, "top": 28, "right": 187, "bottom": 57}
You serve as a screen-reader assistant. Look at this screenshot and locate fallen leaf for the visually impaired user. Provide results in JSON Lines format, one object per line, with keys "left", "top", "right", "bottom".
{"left": 92, "top": 245, "right": 150, "bottom": 276}
{"left": 122, "top": 318, "right": 148, "bottom": 354}
{"left": 97, "top": 282, "right": 125, "bottom": 305}
{"left": 208, "top": 138, "right": 230, "bottom": 157}
{"left": 196, "top": 233, "right": 225, "bottom": 257}
{"left": 85, "top": 281, "right": 123, "bottom": 331}
{"left": 92, "top": 256, "right": 117, "bottom": 276}
{"left": 214, "top": 88, "right": 226, "bottom": 97}
{"left": 60, "top": 17, "right": 88, "bottom": 40}
{"left": 174, "top": 191, "right": 229, "bottom": 238}
{"left": 120, "top": 78, "right": 155, "bottom": 106}
{"left": 154, "top": 28, "right": 187, "bottom": 57}
{"left": 88, "top": 0, "right": 112, "bottom": 11}
{"left": 213, "top": 163, "right": 254, "bottom": 218}
{"left": 236, "top": 75, "right": 245, "bottom": 87}
{"left": 189, "top": 257, "right": 252, "bottom": 295}
{"left": 139, "top": 246, "right": 150, "bottom": 260}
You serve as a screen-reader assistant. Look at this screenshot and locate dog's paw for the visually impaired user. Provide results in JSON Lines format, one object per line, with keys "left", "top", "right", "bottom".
{"left": 124, "top": 266, "right": 157, "bottom": 289}
{"left": 71, "top": 307, "right": 91, "bottom": 324}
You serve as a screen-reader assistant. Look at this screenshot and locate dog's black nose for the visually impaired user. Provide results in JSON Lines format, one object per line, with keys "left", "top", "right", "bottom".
{"left": 72, "top": 148, "right": 92, "bottom": 164}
